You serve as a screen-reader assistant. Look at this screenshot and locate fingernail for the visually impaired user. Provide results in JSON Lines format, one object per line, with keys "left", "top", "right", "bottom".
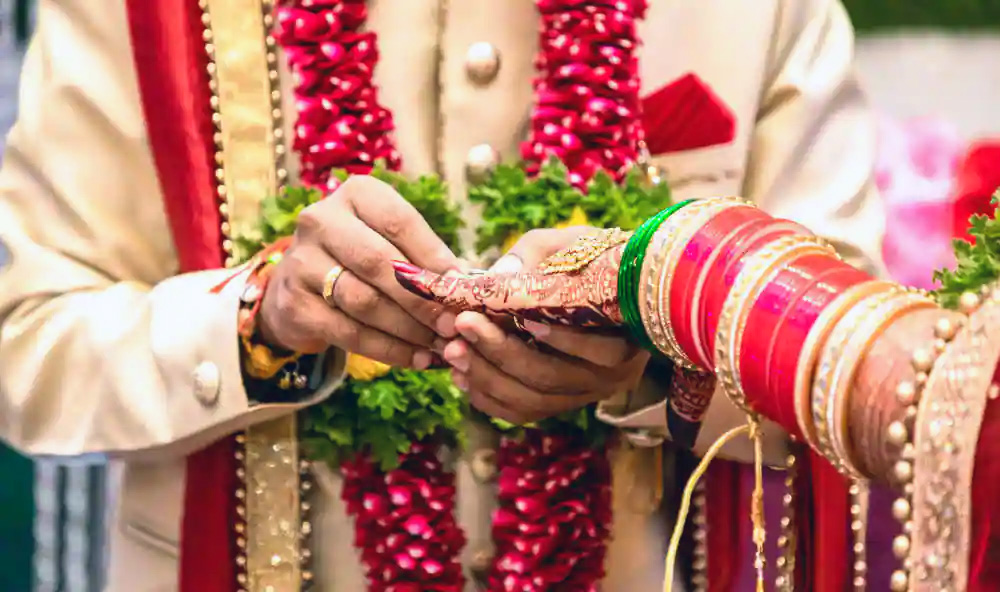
{"left": 391, "top": 260, "right": 421, "bottom": 275}
{"left": 490, "top": 254, "right": 523, "bottom": 274}
{"left": 522, "top": 319, "right": 551, "bottom": 338}
{"left": 457, "top": 326, "right": 478, "bottom": 344}
{"left": 452, "top": 371, "right": 469, "bottom": 391}
{"left": 412, "top": 350, "right": 432, "bottom": 370}
{"left": 436, "top": 312, "right": 457, "bottom": 338}
{"left": 443, "top": 347, "right": 470, "bottom": 373}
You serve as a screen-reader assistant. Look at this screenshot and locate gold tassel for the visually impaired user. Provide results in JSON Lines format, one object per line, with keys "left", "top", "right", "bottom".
{"left": 662, "top": 416, "right": 768, "bottom": 592}
{"left": 749, "top": 417, "right": 767, "bottom": 592}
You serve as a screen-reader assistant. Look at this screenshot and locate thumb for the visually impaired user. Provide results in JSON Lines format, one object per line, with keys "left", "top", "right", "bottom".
{"left": 502, "top": 226, "right": 596, "bottom": 271}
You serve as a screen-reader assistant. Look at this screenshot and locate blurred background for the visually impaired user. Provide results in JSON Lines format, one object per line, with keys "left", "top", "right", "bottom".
{"left": 0, "top": 1, "right": 998, "bottom": 590}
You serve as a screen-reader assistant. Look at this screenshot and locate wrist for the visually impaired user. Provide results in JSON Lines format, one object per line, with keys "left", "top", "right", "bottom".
{"left": 236, "top": 239, "right": 316, "bottom": 400}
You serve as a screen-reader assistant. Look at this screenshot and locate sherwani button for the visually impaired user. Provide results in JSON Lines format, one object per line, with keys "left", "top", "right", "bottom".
{"left": 470, "top": 448, "right": 498, "bottom": 482}
{"left": 193, "top": 361, "right": 221, "bottom": 406}
{"left": 465, "top": 42, "right": 500, "bottom": 84}
{"left": 465, "top": 144, "right": 499, "bottom": 183}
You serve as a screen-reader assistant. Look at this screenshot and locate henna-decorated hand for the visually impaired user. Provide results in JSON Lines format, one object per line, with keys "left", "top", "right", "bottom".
{"left": 392, "top": 227, "right": 626, "bottom": 329}
{"left": 394, "top": 227, "right": 646, "bottom": 425}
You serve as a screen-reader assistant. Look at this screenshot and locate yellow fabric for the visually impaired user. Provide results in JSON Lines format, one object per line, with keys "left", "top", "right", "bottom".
{"left": 345, "top": 353, "right": 393, "bottom": 381}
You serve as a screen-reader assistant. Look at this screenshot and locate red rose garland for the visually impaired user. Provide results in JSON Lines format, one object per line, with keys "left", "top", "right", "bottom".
{"left": 341, "top": 443, "right": 466, "bottom": 591}
{"left": 276, "top": 0, "right": 648, "bottom": 590}
{"left": 488, "top": 432, "right": 613, "bottom": 592}
{"left": 276, "top": 0, "right": 400, "bottom": 191}
{"left": 275, "top": 2, "right": 464, "bottom": 590}
{"left": 488, "top": 2, "right": 647, "bottom": 589}
{"left": 524, "top": 0, "right": 648, "bottom": 188}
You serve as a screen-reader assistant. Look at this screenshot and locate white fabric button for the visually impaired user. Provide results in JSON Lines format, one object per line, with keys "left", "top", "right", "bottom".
{"left": 193, "top": 361, "right": 221, "bottom": 406}
{"left": 465, "top": 42, "right": 500, "bottom": 84}
{"left": 465, "top": 144, "right": 499, "bottom": 183}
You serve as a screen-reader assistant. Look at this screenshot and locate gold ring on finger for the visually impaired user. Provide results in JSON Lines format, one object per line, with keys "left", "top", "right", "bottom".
{"left": 322, "top": 265, "right": 345, "bottom": 306}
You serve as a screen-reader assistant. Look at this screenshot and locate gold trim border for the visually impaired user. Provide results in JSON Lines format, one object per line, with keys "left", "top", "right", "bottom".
{"left": 201, "top": 0, "right": 303, "bottom": 590}
{"left": 911, "top": 291, "right": 1000, "bottom": 591}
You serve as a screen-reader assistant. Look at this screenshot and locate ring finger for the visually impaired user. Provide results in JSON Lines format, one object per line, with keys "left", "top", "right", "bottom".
{"left": 307, "top": 262, "right": 436, "bottom": 349}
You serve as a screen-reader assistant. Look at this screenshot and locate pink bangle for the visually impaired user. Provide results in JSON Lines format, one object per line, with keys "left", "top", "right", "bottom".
{"left": 698, "top": 220, "right": 809, "bottom": 367}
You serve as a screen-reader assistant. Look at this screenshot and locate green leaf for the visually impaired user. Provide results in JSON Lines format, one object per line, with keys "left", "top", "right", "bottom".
{"left": 935, "top": 195, "right": 1000, "bottom": 308}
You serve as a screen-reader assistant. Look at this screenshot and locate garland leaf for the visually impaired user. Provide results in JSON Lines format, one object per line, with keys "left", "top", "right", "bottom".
{"left": 470, "top": 157, "right": 671, "bottom": 254}
{"left": 934, "top": 189, "right": 1000, "bottom": 308}
{"left": 301, "top": 368, "right": 467, "bottom": 471}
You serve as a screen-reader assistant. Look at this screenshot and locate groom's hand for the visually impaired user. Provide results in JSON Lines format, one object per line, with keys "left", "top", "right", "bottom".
{"left": 442, "top": 315, "right": 649, "bottom": 424}
{"left": 258, "top": 175, "right": 459, "bottom": 366}
{"left": 439, "top": 228, "right": 648, "bottom": 424}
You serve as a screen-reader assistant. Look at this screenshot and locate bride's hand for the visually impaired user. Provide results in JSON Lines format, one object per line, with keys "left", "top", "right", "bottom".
{"left": 392, "top": 226, "right": 625, "bottom": 329}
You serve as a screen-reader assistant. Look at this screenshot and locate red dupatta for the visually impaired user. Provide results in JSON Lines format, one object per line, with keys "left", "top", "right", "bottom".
{"left": 125, "top": 2, "right": 237, "bottom": 591}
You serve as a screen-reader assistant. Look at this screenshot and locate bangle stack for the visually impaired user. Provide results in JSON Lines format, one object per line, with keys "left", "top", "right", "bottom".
{"left": 628, "top": 197, "right": 942, "bottom": 591}
{"left": 619, "top": 200, "right": 693, "bottom": 352}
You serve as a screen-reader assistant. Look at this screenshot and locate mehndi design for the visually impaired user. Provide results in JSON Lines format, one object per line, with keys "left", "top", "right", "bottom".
{"left": 392, "top": 231, "right": 627, "bottom": 328}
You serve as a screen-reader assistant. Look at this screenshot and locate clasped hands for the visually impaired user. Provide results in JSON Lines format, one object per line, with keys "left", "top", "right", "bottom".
{"left": 257, "top": 175, "right": 648, "bottom": 424}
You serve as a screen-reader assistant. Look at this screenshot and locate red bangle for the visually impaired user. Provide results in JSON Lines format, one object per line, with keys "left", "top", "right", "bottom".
{"left": 698, "top": 219, "right": 809, "bottom": 367}
{"left": 737, "top": 254, "right": 847, "bottom": 430}
{"left": 669, "top": 206, "right": 769, "bottom": 368}
{"left": 766, "top": 264, "right": 871, "bottom": 433}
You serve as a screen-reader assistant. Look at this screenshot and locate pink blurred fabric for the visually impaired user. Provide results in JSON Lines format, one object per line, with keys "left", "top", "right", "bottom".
{"left": 877, "top": 115, "right": 962, "bottom": 289}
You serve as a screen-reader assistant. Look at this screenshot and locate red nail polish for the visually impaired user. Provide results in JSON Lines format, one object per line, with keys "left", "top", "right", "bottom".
{"left": 391, "top": 260, "right": 421, "bottom": 275}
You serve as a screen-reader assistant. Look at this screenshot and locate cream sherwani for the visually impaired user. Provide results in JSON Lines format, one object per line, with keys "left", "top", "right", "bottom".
{"left": 0, "top": 0, "right": 883, "bottom": 590}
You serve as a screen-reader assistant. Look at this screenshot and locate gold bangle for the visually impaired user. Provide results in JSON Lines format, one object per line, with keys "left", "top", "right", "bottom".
{"left": 793, "top": 280, "right": 895, "bottom": 451}
{"left": 822, "top": 290, "right": 936, "bottom": 477}
{"left": 810, "top": 288, "right": 900, "bottom": 472}
{"left": 715, "top": 234, "right": 836, "bottom": 415}
{"left": 641, "top": 197, "right": 749, "bottom": 368}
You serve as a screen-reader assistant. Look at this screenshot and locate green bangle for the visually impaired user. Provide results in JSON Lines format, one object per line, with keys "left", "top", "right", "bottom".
{"left": 618, "top": 200, "right": 694, "bottom": 351}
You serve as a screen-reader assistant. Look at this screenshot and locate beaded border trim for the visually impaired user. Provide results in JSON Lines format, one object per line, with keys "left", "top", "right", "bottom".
{"left": 906, "top": 286, "right": 1000, "bottom": 591}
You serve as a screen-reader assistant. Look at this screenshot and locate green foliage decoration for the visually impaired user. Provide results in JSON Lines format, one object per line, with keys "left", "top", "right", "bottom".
{"left": 934, "top": 190, "right": 1000, "bottom": 308}
{"left": 471, "top": 157, "right": 672, "bottom": 255}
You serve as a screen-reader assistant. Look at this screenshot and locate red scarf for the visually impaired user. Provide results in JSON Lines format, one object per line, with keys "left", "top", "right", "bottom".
{"left": 125, "top": 2, "right": 238, "bottom": 590}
